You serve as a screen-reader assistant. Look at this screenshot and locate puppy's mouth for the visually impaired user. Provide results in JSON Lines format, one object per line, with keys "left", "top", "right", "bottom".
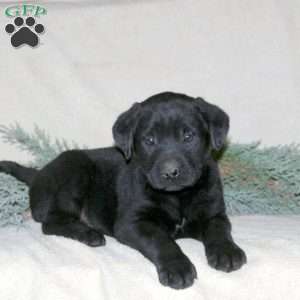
{"left": 146, "top": 174, "right": 198, "bottom": 192}
{"left": 160, "top": 184, "right": 189, "bottom": 192}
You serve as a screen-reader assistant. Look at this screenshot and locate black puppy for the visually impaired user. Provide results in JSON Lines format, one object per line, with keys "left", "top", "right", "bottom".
{"left": 0, "top": 92, "right": 246, "bottom": 289}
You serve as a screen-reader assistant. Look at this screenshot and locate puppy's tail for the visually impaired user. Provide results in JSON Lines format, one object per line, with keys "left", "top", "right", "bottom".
{"left": 0, "top": 161, "right": 38, "bottom": 186}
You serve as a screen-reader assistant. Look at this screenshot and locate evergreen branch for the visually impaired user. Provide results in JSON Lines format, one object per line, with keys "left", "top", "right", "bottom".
{"left": 0, "top": 123, "right": 81, "bottom": 167}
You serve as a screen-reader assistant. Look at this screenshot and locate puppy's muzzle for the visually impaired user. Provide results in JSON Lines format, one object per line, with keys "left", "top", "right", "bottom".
{"left": 147, "top": 156, "right": 198, "bottom": 192}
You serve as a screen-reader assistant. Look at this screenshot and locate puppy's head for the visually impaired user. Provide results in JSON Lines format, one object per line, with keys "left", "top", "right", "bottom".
{"left": 113, "top": 92, "right": 229, "bottom": 192}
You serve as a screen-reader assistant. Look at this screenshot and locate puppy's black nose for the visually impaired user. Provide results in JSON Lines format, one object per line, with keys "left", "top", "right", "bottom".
{"left": 161, "top": 160, "right": 180, "bottom": 179}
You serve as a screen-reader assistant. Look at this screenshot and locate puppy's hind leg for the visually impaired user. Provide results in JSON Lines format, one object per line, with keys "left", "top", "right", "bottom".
{"left": 30, "top": 150, "right": 106, "bottom": 247}
{"left": 42, "top": 212, "right": 106, "bottom": 247}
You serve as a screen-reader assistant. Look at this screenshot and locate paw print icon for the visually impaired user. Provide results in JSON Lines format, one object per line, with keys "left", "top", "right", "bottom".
{"left": 5, "top": 17, "right": 45, "bottom": 48}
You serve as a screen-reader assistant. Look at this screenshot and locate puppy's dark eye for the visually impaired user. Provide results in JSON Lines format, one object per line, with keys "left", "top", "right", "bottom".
{"left": 183, "top": 131, "right": 194, "bottom": 143}
{"left": 143, "top": 136, "right": 155, "bottom": 146}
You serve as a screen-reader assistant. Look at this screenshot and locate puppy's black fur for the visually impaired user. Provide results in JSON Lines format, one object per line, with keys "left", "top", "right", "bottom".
{"left": 0, "top": 92, "right": 246, "bottom": 289}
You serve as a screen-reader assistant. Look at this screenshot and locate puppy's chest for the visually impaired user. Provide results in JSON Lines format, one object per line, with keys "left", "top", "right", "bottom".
{"left": 158, "top": 197, "right": 189, "bottom": 237}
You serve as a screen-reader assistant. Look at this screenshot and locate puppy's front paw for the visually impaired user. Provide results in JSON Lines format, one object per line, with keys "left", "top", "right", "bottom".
{"left": 206, "top": 241, "right": 247, "bottom": 272}
{"left": 157, "top": 256, "right": 197, "bottom": 289}
{"left": 78, "top": 229, "right": 106, "bottom": 247}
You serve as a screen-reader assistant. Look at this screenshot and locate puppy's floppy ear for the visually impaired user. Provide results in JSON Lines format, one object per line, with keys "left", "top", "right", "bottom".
{"left": 112, "top": 102, "right": 141, "bottom": 160}
{"left": 195, "top": 97, "right": 230, "bottom": 150}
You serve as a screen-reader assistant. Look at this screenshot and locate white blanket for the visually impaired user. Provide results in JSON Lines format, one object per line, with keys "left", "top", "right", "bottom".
{"left": 0, "top": 216, "right": 299, "bottom": 300}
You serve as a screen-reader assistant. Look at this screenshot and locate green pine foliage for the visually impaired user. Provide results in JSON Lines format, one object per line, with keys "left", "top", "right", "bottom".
{"left": 0, "top": 123, "right": 299, "bottom": 227}
{"left": 0, "top": 123, "right": 81, "bottom": 166}
{"left": 220, "top": 143, "right": 300, "bottom": 214}
{"left": 0, "top": 174, "right": 29, "bottom": 227}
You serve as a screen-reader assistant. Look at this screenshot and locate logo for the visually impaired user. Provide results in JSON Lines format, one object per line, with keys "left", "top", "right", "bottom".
{"left": 4, "top": 4, "right": 47, "bottom": 48}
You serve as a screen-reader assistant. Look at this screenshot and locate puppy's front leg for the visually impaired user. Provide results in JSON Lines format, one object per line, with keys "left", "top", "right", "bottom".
{"left": 202, "top": 213, "right": 247, "bottom": 272}
{"left": 114, "top": 220, "right": 197, "bottom": 289}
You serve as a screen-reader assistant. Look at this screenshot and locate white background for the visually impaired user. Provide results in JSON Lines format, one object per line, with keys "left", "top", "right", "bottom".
{"left": 0, "top": 0, "right": 299, "bottom": 161}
